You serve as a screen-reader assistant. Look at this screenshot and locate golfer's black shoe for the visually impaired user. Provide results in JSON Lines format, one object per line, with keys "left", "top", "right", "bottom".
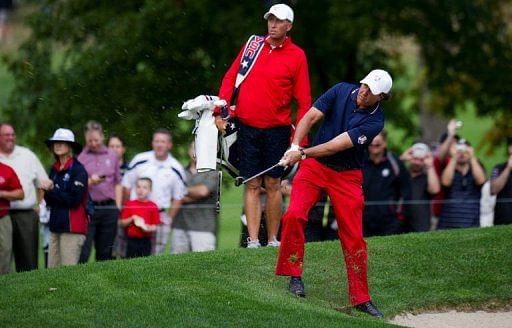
{"left": 354, "top": 300, "right": 383, "bottom": 319}
{"left": 288, "top": 276, "right": 305, "bottom": 298}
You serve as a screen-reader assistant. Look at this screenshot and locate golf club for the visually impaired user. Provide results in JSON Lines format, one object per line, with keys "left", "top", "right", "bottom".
{"left": 234, "top": 162, "right": 283, "bottom": 186}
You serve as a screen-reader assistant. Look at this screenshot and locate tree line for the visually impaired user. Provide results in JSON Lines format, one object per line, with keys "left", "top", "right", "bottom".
{"left": 3, "top": 0, "right": 511, "bottom": 160}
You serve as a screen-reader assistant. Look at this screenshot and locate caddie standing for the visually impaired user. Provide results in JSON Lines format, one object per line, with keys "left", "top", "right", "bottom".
{"left": 214, "top": 3, "right": 311, "bottom": 248}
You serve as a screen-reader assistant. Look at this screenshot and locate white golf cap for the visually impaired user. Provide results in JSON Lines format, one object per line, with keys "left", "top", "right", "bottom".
{"left": 263, "top": 4, "right": 294, "bottom": 23}
{"left": 360, "top": 69, "right": 393, "bottom": 95}
{"left": 411, "top": 143, "right": 429, "bottom": 158}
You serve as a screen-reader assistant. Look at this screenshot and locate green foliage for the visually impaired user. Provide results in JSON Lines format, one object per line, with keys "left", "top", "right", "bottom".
{"left": 4, "top": 0, "right": 266, "bottom": 156}
{"left": 3, "top": 0, "right": 512, "bottom": 155}
{"left": 1, "top": 226, "right": 511, "bottom": 327}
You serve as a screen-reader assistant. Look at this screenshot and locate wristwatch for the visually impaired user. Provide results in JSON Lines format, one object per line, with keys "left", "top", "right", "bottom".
{"left": 299, "top": 148, "right": 307, "bottom": 160}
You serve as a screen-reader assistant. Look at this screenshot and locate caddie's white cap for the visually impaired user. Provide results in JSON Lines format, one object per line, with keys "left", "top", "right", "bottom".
{"left": 411, "top": 143, "right": 429, "bottom": 158}
{"left": 45, "top": 128, "right": 83, "bottom": 154}
{"left": 264, "top": 4, "right": 294, "bottom": 23}
{"left": 360, "top": 69, "right": 393, "bottom": 95}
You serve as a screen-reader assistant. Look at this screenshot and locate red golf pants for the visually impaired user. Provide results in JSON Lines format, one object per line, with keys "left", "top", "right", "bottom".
{"left": 275, "top": 158, "right": 370, "bottom": 305}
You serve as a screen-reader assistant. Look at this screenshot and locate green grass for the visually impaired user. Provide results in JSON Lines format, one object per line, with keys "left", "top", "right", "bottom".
{"left": 2, "top": 226, "right": 511, "bottom": 327}
{"left": 217, "top": 177, "right": 244, "bottom": 249}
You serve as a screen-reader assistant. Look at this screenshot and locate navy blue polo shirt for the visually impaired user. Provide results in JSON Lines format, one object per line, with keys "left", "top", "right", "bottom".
{"left": 311, "top": 82, "right": 384, "bottom": 170}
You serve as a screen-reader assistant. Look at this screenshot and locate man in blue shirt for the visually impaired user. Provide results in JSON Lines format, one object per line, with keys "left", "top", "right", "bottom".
{"left": 275, "top": 69, "right": 392, "bottom": 319}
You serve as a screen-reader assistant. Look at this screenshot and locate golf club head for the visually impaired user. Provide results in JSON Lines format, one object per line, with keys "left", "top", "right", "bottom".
{"left": 234, "top": 176, "right": 244, "bottom": 187}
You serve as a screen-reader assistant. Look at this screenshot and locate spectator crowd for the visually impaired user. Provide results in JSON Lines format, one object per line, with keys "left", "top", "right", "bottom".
{"left": 0, "top": 115, "right": 509, "bottom": 274}
{"left": 0, "top": 121, "right": 220, "bottom": 272}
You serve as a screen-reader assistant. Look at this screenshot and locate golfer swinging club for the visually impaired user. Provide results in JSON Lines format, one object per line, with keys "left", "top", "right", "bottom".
{"left": 276, "top": 69, "right": 392, "bottom": 319}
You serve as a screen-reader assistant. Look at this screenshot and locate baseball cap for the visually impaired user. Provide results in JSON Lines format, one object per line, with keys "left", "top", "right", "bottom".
{"left": 263, "top": 4, "right": 294, "bottom": 23}
{"left": 456, "top": 138, "right": 470, "bottom": 152}
{"left": 360, "top": 69, "right": 393, "bottom": 95}
{"left": 411, "top": 143, "right": 429, "bottom": 158}
{"left": 45, "top": 128, "right": 83, "bottom": 154}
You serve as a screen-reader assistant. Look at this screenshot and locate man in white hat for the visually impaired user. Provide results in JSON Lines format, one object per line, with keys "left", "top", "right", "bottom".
{"left": 214, "top": 3, "right": 311, "bottom": 248}
{"left": 276, "top": 69, "right": 393, "bottom": 318}
{"left": 0, "top": 123, "right": 53, "bottom": 272}
{"left": 400, "top": 142, "right": 441, "bottom": 232}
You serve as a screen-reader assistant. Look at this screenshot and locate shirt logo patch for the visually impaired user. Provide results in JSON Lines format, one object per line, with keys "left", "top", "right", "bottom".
{"left": 358, "top": 135, "right": 367, "bottom": 145}
{"left": 382, "top": 168, "right": 390, "bottom": 177}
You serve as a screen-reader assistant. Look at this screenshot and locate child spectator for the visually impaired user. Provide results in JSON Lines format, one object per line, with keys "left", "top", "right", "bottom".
{"left": 120, "top": 178, "right": 160, "bottom": 258}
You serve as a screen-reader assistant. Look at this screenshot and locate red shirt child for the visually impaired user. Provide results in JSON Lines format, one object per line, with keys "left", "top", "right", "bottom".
{"left": 120, "top": 177, "right": 160, "bottom": 239}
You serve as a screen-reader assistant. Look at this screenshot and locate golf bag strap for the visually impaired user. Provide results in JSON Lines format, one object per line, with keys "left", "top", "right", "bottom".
{"left": 232, "top": 35, "right": 265, "bottom": 105}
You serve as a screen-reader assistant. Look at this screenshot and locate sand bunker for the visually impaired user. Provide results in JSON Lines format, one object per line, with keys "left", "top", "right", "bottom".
{"left": 390, "top": 310, "right": 512, "bottom": 328}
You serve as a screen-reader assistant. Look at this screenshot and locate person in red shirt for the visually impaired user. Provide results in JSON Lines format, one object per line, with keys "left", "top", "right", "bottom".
{"left": 0, "top": 162, "right": 24, "bottom": 274}
{"left": 120, "top": 177, "right": 160, "bottom": 258}
{"left": 215, "top": 4, "right": 311, "bottom": 248}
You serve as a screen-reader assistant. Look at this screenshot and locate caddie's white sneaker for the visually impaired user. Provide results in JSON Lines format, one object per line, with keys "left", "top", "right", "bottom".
{"left": 267, "top": 239, "right": 281, "bottom": 247}
{"left": 246, "top": 238, "right": 261, "bottom": 249}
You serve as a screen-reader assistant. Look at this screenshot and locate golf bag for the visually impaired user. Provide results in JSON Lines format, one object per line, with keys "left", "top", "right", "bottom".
{"left": 178, "top": 95, "right": 298, "bottom": 182}
{"left": 178, "top": 95, "right": 240, "bottom": 178}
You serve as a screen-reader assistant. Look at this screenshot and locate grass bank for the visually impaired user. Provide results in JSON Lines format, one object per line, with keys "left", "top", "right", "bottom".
{"left": 1, "top": 225, "right": 511, "bottom": 327}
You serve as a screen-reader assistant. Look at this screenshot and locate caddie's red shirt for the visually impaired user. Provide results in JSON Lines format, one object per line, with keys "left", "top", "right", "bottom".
{"left": 218, "top": 36, "right": 311, "bottom": 135}
{"left": 121, "top": 199, "right": 161, "bottom": 238}
{"left": 0, "top": 162, "right": 22, "bottom": 217}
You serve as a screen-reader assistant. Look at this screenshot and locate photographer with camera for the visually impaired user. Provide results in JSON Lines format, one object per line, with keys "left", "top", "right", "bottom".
{"left": 438, "top": 139, "right": 486, "bottom": 229}
{"left": 431, "top": 119, "right": 464, "bottom": 227}
{"left": 400, "top": 143, "right": 441, "bottom": 232}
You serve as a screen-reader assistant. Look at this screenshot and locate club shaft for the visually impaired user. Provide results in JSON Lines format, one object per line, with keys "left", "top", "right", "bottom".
{"left": 242, "top": 163, "right": 280, "bottom": 184}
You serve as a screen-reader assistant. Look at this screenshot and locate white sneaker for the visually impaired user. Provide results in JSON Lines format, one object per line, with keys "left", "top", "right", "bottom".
{"left": 267, "top": 239, "right": 281, "bottom": 247}
{"left": 246, "top": 238, "right": 261, "bottom": 249}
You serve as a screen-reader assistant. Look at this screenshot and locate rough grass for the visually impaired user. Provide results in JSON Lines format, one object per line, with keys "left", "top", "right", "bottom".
{"left": 1, "top": 225, "right": 511, "bottom": 327}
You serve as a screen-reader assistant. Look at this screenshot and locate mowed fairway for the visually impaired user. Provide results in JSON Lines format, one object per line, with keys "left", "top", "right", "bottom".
{"left": 1, "top": 226, "right": 511, "bottom": 327}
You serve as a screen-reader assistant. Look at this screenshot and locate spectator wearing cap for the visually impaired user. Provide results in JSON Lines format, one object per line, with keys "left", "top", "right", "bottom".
{"left": 439, "top": 139, "right": 486, "bottom": 229}
{"left": 362, "top": 129, "right": 411, "bottom": 237}
{"left": 276, "top": 69, "right": 393, "bottom": 319}
{"left": 214, "top": 3, "right": 311, "bottom": 248}
{"left": 42, "top": 128, "right": 89, "bottom": 268}
{"left": 400, "top": 143, "right": 441, "bottom": 232}
{"left": 78, "top": 121, "right": 122, "bottom": 263}
{"left": 490, "top": 139, "right": 512, "bottom": 225}
{"left": 0, "top": 123, "right": 53, "bottom": 272}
